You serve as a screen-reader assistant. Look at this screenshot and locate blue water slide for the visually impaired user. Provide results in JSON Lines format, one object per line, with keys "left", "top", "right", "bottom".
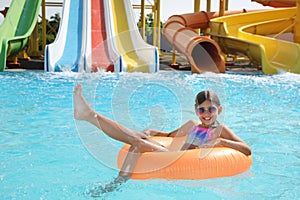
{"left": 45, "top": 0, "right": 86, "bottom": 72}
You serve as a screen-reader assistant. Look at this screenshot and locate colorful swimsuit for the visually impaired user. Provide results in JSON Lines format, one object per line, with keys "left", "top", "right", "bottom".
{"left": 186, "top": 125, "right": 214, "bottom": 146}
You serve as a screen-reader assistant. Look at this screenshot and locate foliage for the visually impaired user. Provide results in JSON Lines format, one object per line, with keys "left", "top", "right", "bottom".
{"left": 137, "top": 13, "right": 164, "bottom": 37}
{"left": 37, "top": 13, "right": 61, "bottom": 50}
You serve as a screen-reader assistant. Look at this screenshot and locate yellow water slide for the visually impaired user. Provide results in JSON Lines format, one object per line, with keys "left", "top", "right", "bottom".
{"left": 210, "top": 7, "right": 300, "bottom": 74}
{"left": 107, "top": 0, "right": 158, "bottom": 72}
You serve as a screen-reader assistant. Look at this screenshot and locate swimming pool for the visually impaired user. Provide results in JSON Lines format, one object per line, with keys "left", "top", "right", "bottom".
{"left": 0, "top": 70, "right": 299, "bottom": 199}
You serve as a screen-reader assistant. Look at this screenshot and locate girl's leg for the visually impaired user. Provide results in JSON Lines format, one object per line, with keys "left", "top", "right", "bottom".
{"left": 118, "top": 145, "right": 141, "bottom": 177}
{"left": 90, "top": 146, "right": 142, "bottom": 195}
{"left": 73, "top": 84, "right": 167, "bottom": 152}
{"left": 75, "top": 84, "right": 168, "bottom": 196}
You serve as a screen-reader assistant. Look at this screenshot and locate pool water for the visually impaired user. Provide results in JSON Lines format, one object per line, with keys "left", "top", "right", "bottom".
{"left": 0, "top": 70, "right": 299, "bottom": 199}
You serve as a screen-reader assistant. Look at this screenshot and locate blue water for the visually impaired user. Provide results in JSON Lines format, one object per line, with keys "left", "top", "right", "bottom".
{"left": 0, "top": 70, "right": 299, "bottom": 199}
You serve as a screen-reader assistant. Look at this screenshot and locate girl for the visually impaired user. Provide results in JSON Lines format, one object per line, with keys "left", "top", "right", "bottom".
{"left": 73, "top": 84, "right": 251, "bottom": 194}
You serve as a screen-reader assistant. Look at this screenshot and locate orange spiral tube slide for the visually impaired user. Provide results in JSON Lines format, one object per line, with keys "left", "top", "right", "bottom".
{"left": 117, "top": 137, "right": 252, "bottom": 180}
{"left": 162, "top": 10, "right": 247, "bottom": 73}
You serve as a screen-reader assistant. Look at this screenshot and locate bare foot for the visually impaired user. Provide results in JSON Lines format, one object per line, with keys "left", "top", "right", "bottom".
{"left": 73, "top": 84, "right": 95, "bottom": 121}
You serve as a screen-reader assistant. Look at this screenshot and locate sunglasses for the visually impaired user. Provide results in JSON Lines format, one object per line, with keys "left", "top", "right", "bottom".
{"left": 196, "top": 106, "right": 218, "bottom": 115}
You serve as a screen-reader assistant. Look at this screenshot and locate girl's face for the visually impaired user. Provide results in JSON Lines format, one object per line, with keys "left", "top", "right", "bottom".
{"left": 195, "top": 100, "right": 222, "bottom": 126}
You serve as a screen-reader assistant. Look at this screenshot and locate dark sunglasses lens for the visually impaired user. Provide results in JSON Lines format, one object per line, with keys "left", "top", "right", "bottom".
{"left": 208, "top": 106, "right": 217, "bottom": 113}
{"left": 197, "top": 107, "right": 205, "bottom": 114}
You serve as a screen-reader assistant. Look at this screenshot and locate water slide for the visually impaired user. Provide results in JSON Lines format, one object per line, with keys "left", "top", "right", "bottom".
{"left": 45, "top": 0, "right": 85, "bottom": 72}
{"left": 210, "top": 7, "right": 300, "bottom": 74}
{"left": 45, "top": 0, "right": 158, "bottom": 73}
{"left": 0, "top": 0, "right": 42, "bottom": 72}
{"left": 162, "top": 10, "right": 247, "bottom": 73}
{"left": 106, "top": 0, "right": 158, "bottom": 72}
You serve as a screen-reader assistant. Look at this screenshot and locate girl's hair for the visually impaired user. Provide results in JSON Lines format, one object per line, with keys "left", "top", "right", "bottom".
{"left": 195, "top": 90, "right": 221, "bottom": 107}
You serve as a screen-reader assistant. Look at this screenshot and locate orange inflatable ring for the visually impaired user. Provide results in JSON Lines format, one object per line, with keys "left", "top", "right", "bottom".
{"left": 117, "top": 136, "right": 252, "bottom": 180}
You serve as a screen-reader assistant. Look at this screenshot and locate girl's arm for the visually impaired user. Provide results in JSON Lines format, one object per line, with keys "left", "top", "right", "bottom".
{"left": 218, "top": 125, "right": 252, "bottom": 156}
{"left": 142, "top": 129, "right": 169, "bottom": 137}
{"left": 143, "top": 120, "right": 198, "bottom": 137}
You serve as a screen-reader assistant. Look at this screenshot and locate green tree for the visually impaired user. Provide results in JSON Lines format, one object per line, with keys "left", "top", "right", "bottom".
{"left": 37, "top": 13, "right": 61, "bottom": 50}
